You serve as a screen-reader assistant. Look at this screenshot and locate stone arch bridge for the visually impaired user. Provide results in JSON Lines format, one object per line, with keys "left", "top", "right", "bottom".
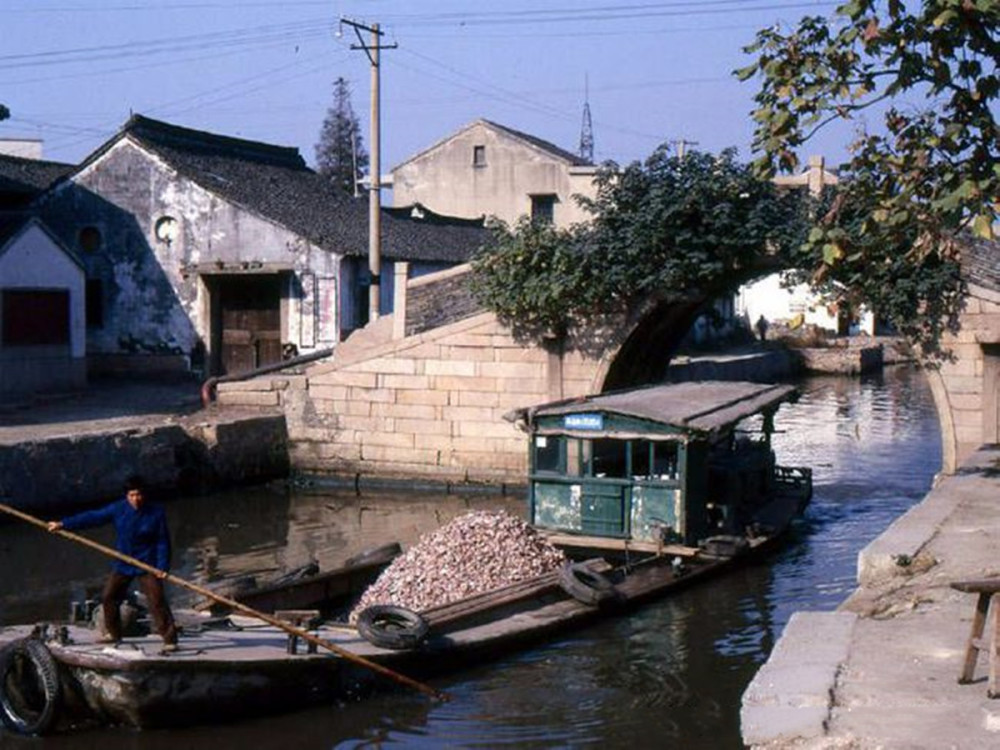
{"left": 219, "top": 243, "right": 1000, "bottom": 484}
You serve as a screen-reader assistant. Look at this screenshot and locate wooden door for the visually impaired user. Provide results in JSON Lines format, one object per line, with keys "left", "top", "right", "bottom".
{"left": 218, "top": 276, "right": 282, "bottom": 375}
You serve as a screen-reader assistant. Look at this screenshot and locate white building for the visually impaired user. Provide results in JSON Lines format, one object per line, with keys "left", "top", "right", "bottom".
{"left": 0, "top": 217, "right": 86, "bottom": 394}
{"left": 391, "top": 119, "right": 599, "bottom": 228}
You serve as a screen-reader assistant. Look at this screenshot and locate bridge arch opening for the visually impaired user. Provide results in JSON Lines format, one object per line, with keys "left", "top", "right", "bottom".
{"left": 596, "top": 298, "right": 715, "bottom": 393}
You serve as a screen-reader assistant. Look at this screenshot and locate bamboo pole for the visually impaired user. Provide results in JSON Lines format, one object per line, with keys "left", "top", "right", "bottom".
{"left": 0, "top": 502, "right": 447, "bottom": 702}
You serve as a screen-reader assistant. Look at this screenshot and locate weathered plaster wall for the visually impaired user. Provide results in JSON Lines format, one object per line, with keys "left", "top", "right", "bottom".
{"left": 38, "top": 138, "right": 340, "bottom": 371}
{"left": 925, "top": 281, "right": 1000, "bottom": 474}
{"left": 392, "top": 122, "right": 598, "bottom": 228}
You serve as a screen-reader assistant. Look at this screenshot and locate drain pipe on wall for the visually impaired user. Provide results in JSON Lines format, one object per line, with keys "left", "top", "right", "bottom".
{"left": 201, "top": 348, "right": 335, "bottom": 407}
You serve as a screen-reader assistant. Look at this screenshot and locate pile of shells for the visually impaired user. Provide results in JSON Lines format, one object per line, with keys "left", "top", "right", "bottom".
{"left": 349, "top": 510, "right": 566, "bottom": 622}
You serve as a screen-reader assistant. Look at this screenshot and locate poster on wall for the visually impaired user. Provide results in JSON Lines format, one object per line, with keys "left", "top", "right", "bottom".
{"left": 299, "top": 272, "right": 316, "bottom": 349}
{"left": 317, "top": 276, "right": 338, "bottom": 344}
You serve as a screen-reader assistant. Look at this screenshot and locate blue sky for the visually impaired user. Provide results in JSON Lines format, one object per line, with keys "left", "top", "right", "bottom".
{"left": 2, "top": 0, "right": 854, "bottom": 172}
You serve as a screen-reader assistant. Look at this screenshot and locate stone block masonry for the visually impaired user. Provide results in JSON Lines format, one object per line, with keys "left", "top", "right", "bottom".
{"left": 220, "top": 311, "right": 601, "bottom": 485}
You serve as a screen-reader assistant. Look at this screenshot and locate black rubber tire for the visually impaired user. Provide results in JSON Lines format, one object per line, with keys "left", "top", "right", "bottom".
{"left": 356, "top": 605, "right": 429, "bottom": 650}
{"left": 345, "top": 542, "right": 402, "bottom": 568}
{"left": 558, "top": 562, "right": 619, "bottom": 607}
{"left": 0, "top": 639, "right": 61, "bottom": 736}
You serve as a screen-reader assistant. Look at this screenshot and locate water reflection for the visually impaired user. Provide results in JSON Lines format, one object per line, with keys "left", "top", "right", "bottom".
{"left": 0, "top": 365, "right": 941, "bottom": 748}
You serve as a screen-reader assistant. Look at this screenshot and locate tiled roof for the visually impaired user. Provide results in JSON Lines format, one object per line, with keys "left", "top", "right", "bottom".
{"left": 0, "top": 153, "right": 74, "bottom": 199}
{"left": 0, "top": 215, "right": 30, "bottom": 247}
{"left": 962, "top": 236, "right": 1000, "bottom": 293}
{"left": 106, "top": 115, "right": 489, "bottom": 263}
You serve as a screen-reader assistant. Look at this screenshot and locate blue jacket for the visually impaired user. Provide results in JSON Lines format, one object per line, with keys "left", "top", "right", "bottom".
{"left": 62, "top": 499, "right": 172, "bottom": 576}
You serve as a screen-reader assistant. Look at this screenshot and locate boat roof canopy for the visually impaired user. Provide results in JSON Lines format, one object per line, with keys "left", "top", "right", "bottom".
{"left": 507, "top": 381, "right": 797, "bottom": 437}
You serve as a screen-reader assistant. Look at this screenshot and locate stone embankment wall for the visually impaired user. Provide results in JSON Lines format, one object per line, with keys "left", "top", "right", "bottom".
{"left": 796, "top": 343, "right": 883, "bottom": 375}
{"left": 0, "top": 414, "right": 288, "bottom": 515}
{"left": 666, "top": 349, "right": 799, "bottom": 383}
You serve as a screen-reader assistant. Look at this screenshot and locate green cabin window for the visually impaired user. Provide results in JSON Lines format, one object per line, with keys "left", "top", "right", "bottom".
{"left": 632, "top": 440, "right": 679, "bottom": 481}
{"left": 533, "top": 435, "right": 562, "bottom": 473}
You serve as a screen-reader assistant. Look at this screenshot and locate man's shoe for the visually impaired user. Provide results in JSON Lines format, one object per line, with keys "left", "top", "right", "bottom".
{"left": 161, "top": 642, "right": 179, "bottom": 654}
{"left": 97, "top": 634, "right": 120, "bottom": 645}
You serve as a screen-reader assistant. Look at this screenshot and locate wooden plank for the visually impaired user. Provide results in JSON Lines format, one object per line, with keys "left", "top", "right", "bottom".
{"left": 423, "top": 572, "right": 560, "bottom": 628}
{"left": 422, "top": 560, "right": 613, "bottom": 630}
{"left": 541, "top": 533, "right": 700, "bottom": 557}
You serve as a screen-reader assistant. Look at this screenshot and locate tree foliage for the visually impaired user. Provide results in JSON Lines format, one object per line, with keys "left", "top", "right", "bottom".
{"left": 738, "top": 0, "right": 999, "bottom": 350}
{"left": 315, "top": 77, "right": 369, "bottom": 195}
{"left": 0, "top": 104, "right": 8, "bottom": 122}
{"left": 470, "top": 148, "right": 808, "bottom": 341}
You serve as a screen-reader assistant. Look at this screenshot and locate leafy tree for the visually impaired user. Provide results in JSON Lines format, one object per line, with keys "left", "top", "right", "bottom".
{"left": 0, "top": 104, "right": 8, "bottom": 122}
{"left": 315, "top": 77, "right": 369, "bottom": 195}
{"left": 738, "top": 0, "right": 999, "bottom": 351}
{"left": 470, "top": 148, "right": 808, "bottom": 341}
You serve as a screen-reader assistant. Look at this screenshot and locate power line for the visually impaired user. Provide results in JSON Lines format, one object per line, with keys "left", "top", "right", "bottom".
{"left": 372, "top": 0, "right": 836, "bottom": 26}
{"left": 0, "top": 18, "right": 329, "bottom": 67}
{"left": 4, "top": 34, "right": 333, "bottom": 86}
{"left": 6, "top": 1, "right": 332, "bottom": 11}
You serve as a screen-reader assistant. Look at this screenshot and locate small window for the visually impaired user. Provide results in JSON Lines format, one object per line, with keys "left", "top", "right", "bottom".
{"left": 652, "top": 441, "right": 679, "bottom": 480}
{"left": 473, "top": 145, "right": 486, "bottom": 167}
{"left": 2, "top": 290, "right": 69, "bottom": 346}
{"left": 78, "top": 226, "right": 102, "bottom": 253}
{"left": 533, "top": 436, "right": 562, "bottom": 473}
{"left": 86, "top": 279, "right": 104, "bottom": 328}
{"left": 530, "top": 194, "right": 557, "bottom": 224}
{"left": 154, "top": 216, "right": 179, "bottom": 244}
{"left": 590, "top": 439, "right": 627, "bottom": 479}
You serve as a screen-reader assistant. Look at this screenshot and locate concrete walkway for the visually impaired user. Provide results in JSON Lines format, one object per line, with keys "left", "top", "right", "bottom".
{"left": 742, "top": 445, "right": 1000, "bottom": 749}
{"left": 0, "top": 378, "right": 211, "bottom": 445}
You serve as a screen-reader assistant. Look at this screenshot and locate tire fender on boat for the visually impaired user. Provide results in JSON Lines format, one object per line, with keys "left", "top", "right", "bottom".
{"left": 558, "top": 562, "right": 620, "bottom": 607}
{"left": 356, "top": 605, "right": 429, "bottom": 650}
{"left": 0, "top": 638, "right": 62, "bottom": 736}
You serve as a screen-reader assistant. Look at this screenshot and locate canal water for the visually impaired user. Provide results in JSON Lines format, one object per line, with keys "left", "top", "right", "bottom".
{"left": 0, "top": 365, "right": 941, "bottom": 749}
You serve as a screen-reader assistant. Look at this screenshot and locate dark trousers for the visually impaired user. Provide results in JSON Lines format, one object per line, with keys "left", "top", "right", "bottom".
{"left": 101, "top": 571, "right": 177, "bottom": 644}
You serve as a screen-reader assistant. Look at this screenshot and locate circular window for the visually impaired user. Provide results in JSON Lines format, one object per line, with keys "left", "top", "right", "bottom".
{"left": 78, "top": 226, "right": 102, "bottom": 253}
{"left": 154, "top": 216, "right": 179, "bottom": 244}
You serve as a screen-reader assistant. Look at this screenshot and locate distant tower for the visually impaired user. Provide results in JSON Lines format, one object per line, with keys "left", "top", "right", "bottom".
{"left": 579, "top": 75, "right": 594, "bottom": 164}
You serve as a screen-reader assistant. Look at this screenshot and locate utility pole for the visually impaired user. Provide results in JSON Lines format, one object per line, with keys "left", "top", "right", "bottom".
{"left": 342, "top": 18, "right": 396, "bottom": 322}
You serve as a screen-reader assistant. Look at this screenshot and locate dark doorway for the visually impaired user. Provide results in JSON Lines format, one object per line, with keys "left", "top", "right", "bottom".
{"left": 984, "top": 344, "right": 1000, "bottom": 445}
{"left": 211, "top": 275, "right": 282, "bottom": 376}
{"left": 1, "top": 289, "right": 70, "bottom": 345}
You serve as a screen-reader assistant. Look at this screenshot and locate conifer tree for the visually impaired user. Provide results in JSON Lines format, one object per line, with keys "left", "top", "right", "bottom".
{"left": 315, "top": 77, "right": 368, "bottom": 196}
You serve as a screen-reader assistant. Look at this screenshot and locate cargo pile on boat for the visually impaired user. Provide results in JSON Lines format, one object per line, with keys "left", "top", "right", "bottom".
{"left": 349, "top": 510, "right": 566, "bottom": 621}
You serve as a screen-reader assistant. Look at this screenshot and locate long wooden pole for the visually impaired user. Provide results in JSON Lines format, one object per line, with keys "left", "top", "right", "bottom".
{"left": 0, "top": 502, "right": 447, "bottom": 702}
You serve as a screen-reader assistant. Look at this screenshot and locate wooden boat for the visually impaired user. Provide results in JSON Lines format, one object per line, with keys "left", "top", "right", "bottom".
{"left": 220, "top": 542, "right": 401, "bottom": 616}
{"left": 0, "top": 381, "right": 810, "bottom": 735}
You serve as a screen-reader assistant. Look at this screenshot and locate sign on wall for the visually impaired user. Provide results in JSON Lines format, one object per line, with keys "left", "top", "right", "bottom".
{"left": 316, "top": 276, "right": 338, "bottom": 344}
{"left": 299, "top": 272, "right": 316, "bottom": 349}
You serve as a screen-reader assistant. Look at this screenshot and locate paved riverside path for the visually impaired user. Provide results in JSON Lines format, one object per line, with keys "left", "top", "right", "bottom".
{"left": 0, "top": 378, "right": 208, "bottom": 444}
{"left": 742, "top": 445, "right": 1000, "bottom": 749}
